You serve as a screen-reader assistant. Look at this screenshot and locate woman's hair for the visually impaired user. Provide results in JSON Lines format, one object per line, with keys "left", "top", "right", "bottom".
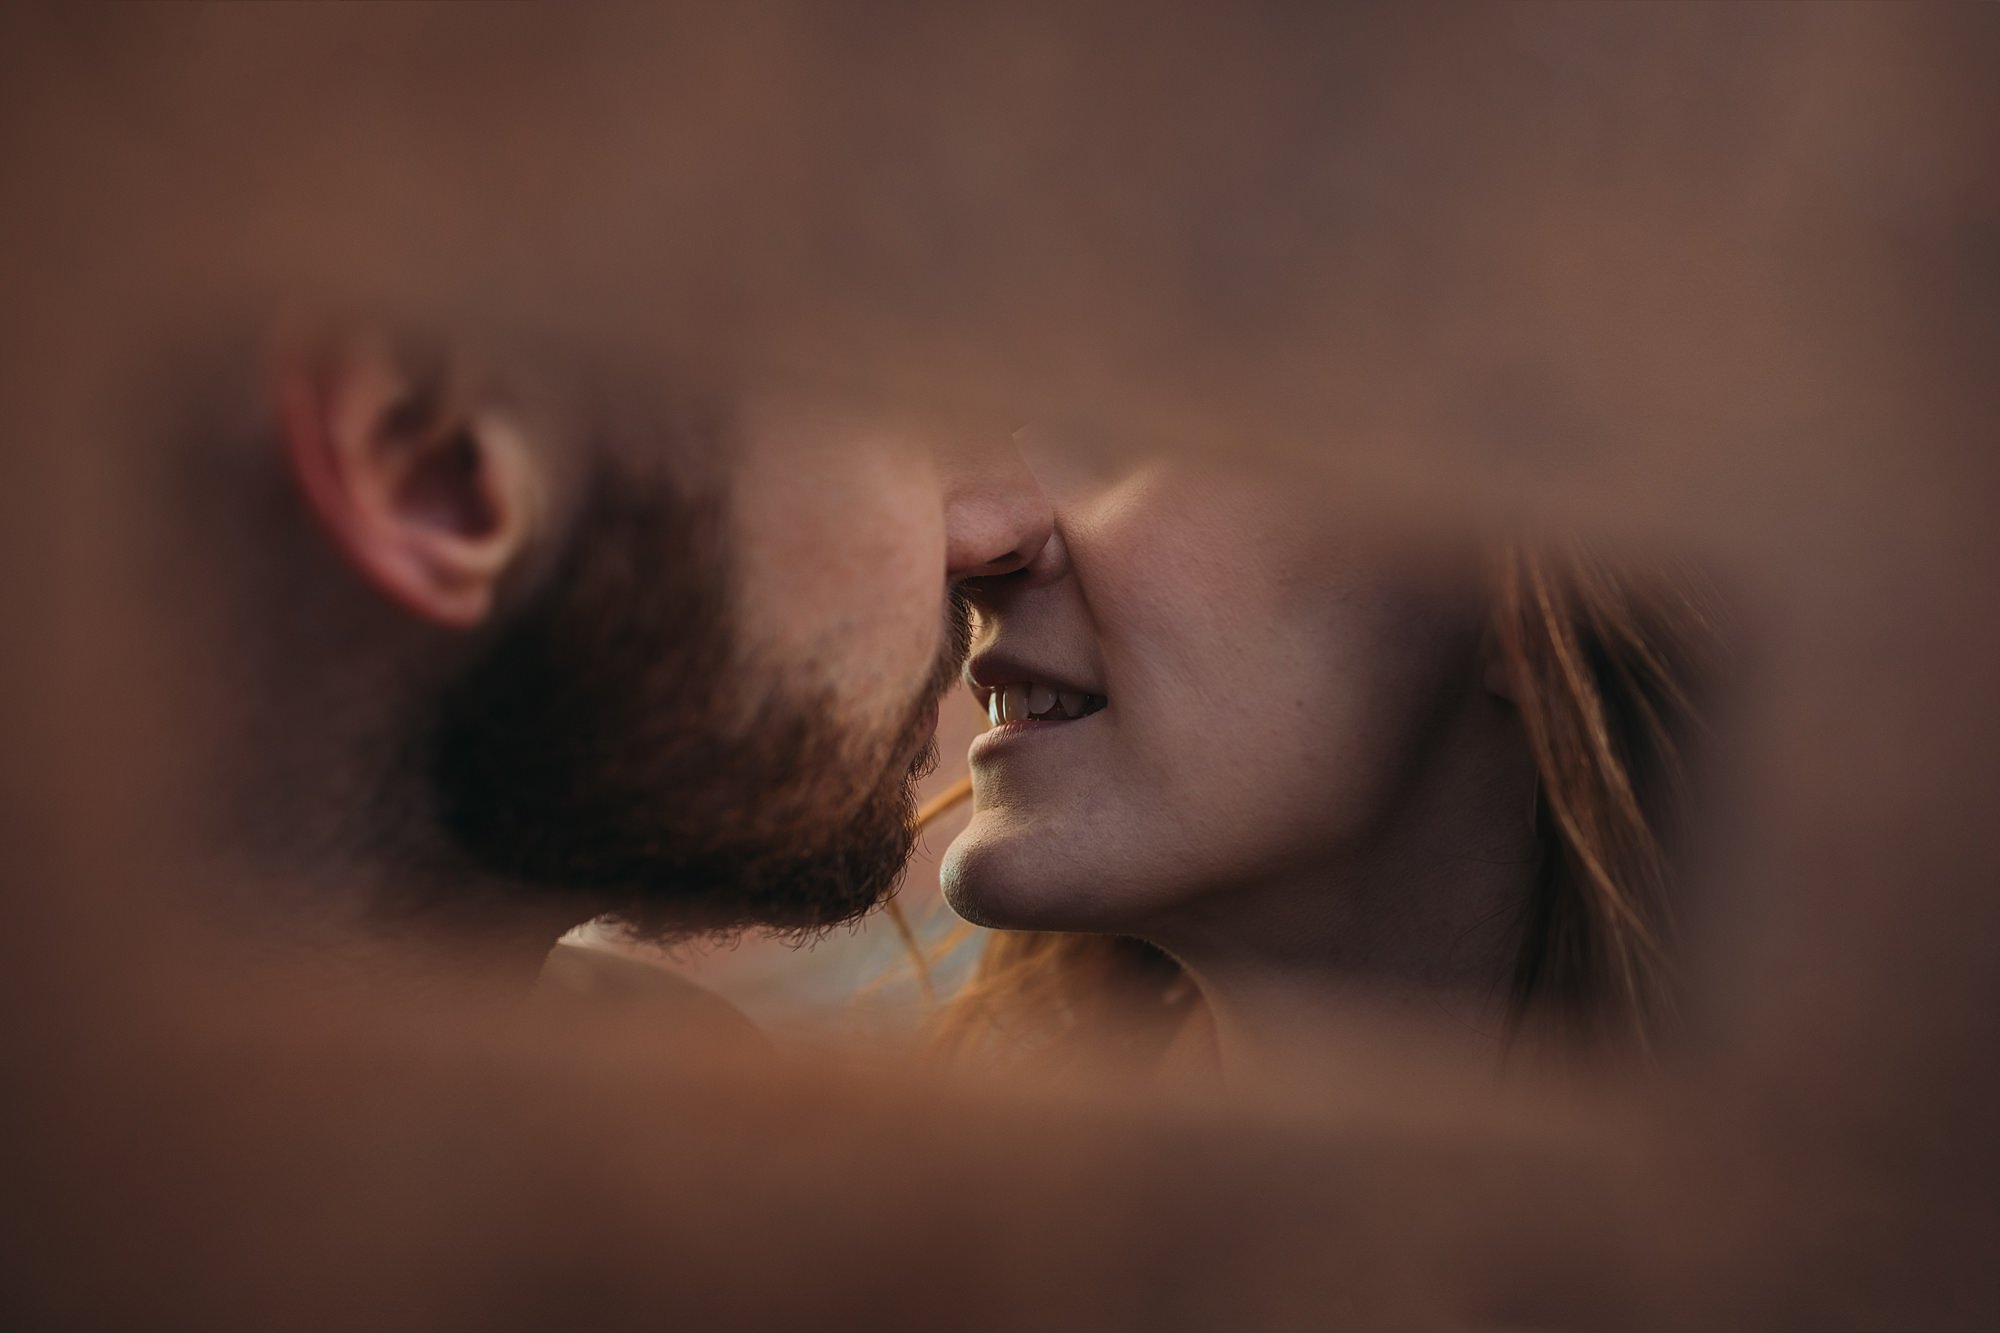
{"left": 924, "top": 542, "right": 1724, "bottom": 1070}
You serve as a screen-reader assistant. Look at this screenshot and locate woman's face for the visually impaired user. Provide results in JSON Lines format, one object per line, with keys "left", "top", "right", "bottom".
{"left": 941, "top": 444, "right": 1529, "bottom": 951}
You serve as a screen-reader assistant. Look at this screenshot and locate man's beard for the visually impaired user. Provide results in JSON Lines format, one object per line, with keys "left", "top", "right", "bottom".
{"left": 421, "top": 466, "right": 971, "bottom": 942}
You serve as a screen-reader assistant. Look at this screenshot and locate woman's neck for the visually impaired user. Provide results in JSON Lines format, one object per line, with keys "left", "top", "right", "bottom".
{"left": 1185, "top": 957, "right": 1516, "bottom": 1082}
{"left": 1142, "top": 801, "right": 1538, "bottom": 1080}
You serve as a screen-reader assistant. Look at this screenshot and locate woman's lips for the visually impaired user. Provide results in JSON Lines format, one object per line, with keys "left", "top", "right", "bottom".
{"left": 967, "top": 706, "right": 1105, "bottom": 763}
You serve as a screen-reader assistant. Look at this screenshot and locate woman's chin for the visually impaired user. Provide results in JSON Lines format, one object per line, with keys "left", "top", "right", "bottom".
{"left": 940, "top": 822, "right": 1082, "bottom": 931}
{"left": 939, "top": 832, "right": 1019, "bottom": 929}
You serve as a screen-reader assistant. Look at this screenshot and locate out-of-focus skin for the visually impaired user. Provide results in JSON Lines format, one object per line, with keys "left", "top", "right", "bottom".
{"left": 5, "top": 4, "right": 2000, "bottom": 1331}
{"left": 178, "top": 327, "right": 1055, "bottom": 980}
{"left": 946, "top": 447, "right": 1533, "bottom": 1058}
{"left": 726, "top": 397, "right": 1050, "bottom": 762}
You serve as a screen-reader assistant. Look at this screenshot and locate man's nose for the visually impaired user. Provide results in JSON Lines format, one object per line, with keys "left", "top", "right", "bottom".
{"left": 941, "top": 441, "right": 1054, "bottom": 582}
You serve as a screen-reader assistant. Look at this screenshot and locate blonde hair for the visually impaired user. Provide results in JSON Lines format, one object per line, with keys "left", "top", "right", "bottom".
{"left": 920, "top": 542, "right": 1722, "bottom": 1069}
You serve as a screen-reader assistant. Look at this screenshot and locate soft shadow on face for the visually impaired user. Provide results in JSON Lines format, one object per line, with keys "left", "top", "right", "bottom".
{"left": 943, "top": 453, "right": 1519, "bottom": 950}
{"left": 429, "top": 459, "right": 973, "bottom": 942}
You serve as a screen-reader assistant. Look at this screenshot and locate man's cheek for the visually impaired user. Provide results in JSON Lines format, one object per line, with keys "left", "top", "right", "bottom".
{"left": 823, "top": 534, "right": 940, "bottom": 699}
{"left": 727, "top": 433, "right": 947, "bottom": 733}
{"left": 835, "top": 473, "right": 948, "bottom": 666}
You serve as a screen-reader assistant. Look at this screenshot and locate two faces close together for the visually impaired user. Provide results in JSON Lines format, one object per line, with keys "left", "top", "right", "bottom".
{"left": 276, "top": 334, "right": 1717, "bottom": 1073}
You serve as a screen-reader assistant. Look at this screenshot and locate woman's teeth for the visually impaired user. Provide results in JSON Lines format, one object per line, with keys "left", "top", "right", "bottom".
{"left": 987, "top": 684, "right": 1107, "bottom": 726}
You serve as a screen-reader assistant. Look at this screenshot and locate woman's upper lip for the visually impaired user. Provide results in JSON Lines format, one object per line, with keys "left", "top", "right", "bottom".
{"left": 963, "top": 651, "right": 1102, "bottom": 698}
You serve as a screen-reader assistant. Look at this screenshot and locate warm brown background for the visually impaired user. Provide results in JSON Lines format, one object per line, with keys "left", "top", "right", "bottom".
{"left": 5, "top": 4, "right": 1999, "bottom": 1328}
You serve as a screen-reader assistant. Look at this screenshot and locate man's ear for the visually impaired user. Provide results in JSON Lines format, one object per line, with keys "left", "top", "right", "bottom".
{"left": 275, "top": 332, "right": 544, "bottom": 629}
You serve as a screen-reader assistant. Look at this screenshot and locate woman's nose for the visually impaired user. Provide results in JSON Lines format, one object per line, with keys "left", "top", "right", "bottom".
{"left": 941, "top": 439, "right": 1055, "bottom": 582}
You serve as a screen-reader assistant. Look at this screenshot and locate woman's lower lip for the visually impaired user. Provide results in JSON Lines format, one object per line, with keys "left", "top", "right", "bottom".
{"left": 967, "top": 714, "right": 1097, "bottom": 762}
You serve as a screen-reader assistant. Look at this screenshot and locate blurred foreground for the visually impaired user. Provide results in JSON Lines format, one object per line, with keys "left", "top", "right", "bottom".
{"left": 5, "top": 4, "right": 2000, "bottom": 1329}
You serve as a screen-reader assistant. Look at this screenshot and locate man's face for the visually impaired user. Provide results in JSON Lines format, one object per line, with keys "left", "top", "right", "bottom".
{"left": 423, "top": 397, "right": 1032, "bottom": 939}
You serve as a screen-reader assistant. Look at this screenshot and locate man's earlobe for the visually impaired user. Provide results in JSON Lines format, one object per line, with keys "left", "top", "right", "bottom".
{"left": 276, "top": 334, "right": 543, "bottom": 629}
